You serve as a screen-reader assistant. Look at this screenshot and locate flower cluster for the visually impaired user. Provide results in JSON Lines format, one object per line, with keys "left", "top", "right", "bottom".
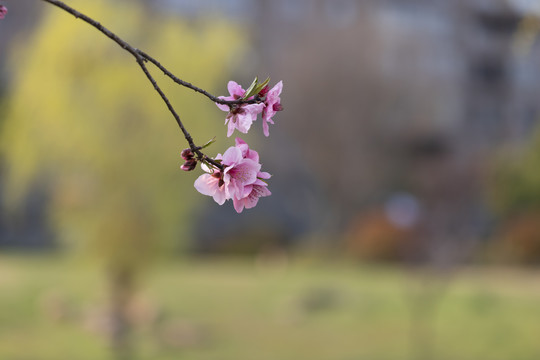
{"left": 194, "top": 138, "right": 271, "bottom": 213}
{"left": 216, "top": 80, "right": 283, "bottom": 137}
{"left": 187, "top": 78, "right": 282, "bottom": 213}
{"left": 0, "top": 5, "right": 7, "bottom": 20}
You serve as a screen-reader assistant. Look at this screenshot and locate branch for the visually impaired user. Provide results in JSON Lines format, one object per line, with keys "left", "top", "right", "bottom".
{"left": 137, "top": 50, "right": 261, "bottom": 105}
{"left": 40, "top": 0, "right": 236, "bottom": 170}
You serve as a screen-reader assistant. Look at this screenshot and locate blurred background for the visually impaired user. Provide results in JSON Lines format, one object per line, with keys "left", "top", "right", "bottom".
{"left": 2, "top": 0, "right": 540, "bottom": 359}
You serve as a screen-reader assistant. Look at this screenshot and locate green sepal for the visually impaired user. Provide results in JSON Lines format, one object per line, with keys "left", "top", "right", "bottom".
{"left": 253, "top": 77, "right": 270, "bottom": 95}
{"left": 201, "top": 158, "right": 222, "bottom": 173}
{"left": 241, "top": 77, "right": 259, "bottom": 100}
{"left": 256, "top": 177, "right": 269, "bottom": 185}
{"left": 200, "top": 136, "right": 216, "bottom": 150}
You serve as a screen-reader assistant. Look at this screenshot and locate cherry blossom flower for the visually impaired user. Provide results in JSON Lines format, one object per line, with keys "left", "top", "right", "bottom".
{"left": 261, "top": 81, "right": 283, "bottom": 137}
{"left": 231, "top": 139, "right": 271, "bottom": 212}
{"left": 194, "top": 145, "right": 261, "bottom": 208}
{"left": 216, "top": 81, "right": 264, "bottom": 137}
{"left": 194, "top": 138, "right": 271, "bottom": 213}
{"left": 0, "top": 5, "right": 7, "bottom": 20}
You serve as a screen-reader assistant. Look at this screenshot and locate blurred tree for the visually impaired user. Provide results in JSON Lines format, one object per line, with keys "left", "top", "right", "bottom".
{"left": 1, "top": 0, "right": 245, "bottom": 357}
{"left": 490, "top": 125, "right": 540, "bottom": 265}
{"left": 491, "top": 129, "right": 540, "bottom": 215}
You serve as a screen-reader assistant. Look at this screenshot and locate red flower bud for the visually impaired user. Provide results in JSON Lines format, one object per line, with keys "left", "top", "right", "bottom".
{"left": 181, "top": 148, "right": 194, "bottom": 160}
{"left": 180, "top": 159, "right": 197, "bottom": 171}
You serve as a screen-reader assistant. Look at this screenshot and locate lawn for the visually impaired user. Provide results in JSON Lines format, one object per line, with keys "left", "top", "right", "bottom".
{"left": 0, "top": 253, "right": 540, "bottom": 360}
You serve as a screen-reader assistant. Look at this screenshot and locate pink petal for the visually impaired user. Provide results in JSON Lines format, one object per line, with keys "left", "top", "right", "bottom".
{"left": 233, "top": 197, "right": 246, "bottom": 213}
{"left": 239, "top": 184, "right": 254, "bottom": 199}
{"left": 194, "top": 174, "right": 230, "bottom": 205}
{"left": 235, "top": 185, "right": 271, "bottom": 211}
{"left": 257, "top": 171, "right": 271, "bottom": 180}
{"left": 227, "top": 81, "right": 245, "bottom": 98}
{"left": 226, "top": 119, "right": 236, "bottom": 137}
{"left": 216, "top": 96, "right": 232, "bottom": 112}
{"left": 268, "top": 81, "right": 283, "bottom": 99}
{"left": 235, "top": 137, "right": 248, "bottom": 147}
{"left": 246, "top": 103, "right": 265, "bottom": 116}
{"left": 235, "top": 112, "right": 254, "bottom": 134}
{"left": 262, "top": 118, "right": 270, "bottom": 137}
{"left": 213, "top": 186, "right": 228, "bottom": 205}
{"left": 235, "top": 138, "right": 259, "bottom": 162}
{"left": 222, "top": 146, "right": 243, "bottom": 166}
{"left": 247, "top": 186, "right": 271, "bottom": 208}
{"left": 229, "top": 159, "right": 260, "bottom": 184}
{"left": 194, "top": 174, "right": 218, "bottom": 196}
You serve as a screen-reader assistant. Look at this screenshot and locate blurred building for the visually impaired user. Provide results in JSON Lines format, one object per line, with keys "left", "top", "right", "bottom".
{"left": 196, "top": 0, "right": 540, "bottom": 257}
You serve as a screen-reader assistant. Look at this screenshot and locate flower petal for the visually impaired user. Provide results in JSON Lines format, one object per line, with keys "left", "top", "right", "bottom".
{"left": 268, "top": 81, "right": 283, "bottom": 98}
{"left": 227, "top": 81, "right": 245, "bottom": 97}
{"left": 235, "top": 112, "right": 254, "bottom": 134}
{"left": 262, "top": 118, "right": 270, "bottom": 137}
{"left": 222, "top": 146, "right": 243, "bottom": 166}
{"left": 216, "top": 96, "right": 232, "bottom": 112}
{"left": 194, "top": 174, "right": 218, "bottom": 197}
{"left": 233, "top": 197, "right": 245, "bottom": 213}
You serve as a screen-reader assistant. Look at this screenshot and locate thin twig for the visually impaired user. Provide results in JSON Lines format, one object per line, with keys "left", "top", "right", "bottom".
{"left": 41, "top": 0, "right": 256, "bottom": 108}
{"left": 40, "top": 0, "right": 226, "bottom": 170}
{"left": 136, "top": 60, "right": 223, "bottom": 169}
{"left": 137, "top": 50, "right": 260, "bottom": 105}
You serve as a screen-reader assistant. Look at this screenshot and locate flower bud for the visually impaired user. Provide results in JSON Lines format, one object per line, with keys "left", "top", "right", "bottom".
{"left": 181, "top": 159, "right": 197, "bottom": 171}
{"left": 181, "top": 148, "right": 194, "bottom": 160}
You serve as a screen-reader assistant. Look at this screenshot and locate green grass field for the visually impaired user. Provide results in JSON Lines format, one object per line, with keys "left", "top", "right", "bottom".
{"left": 1, "top": 253, "right": 540, "bottom": 360}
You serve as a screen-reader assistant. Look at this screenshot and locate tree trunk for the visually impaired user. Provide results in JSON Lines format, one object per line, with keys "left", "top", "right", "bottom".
{"left": 108, "top": 266, "right": 136, "bottom": 360}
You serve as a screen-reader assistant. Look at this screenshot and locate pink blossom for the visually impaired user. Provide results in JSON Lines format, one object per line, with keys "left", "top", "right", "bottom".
{"left": 262, "top": 81, "right": 283, "bottom": 137}
{"left": 216, "top": 81, "right": 264, "bottom": 137}
{"left": 194, "top": 145, "right": 261, "bottom": 207}
{"left": 222, "top": 146, "right": 260, "bottom": 199}
{"left": 231, "top": 139, "right": 271, "bottom": 213}
{"left": 0, "top": 5, "right": 7, "bottom": 20}
{"left": 194, "top": 138, "right": 271, "bottom": 213}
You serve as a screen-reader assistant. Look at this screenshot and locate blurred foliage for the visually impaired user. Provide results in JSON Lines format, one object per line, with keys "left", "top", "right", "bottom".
{"left": 489, "top": 125, "right": 540, "bottom": 264}
{"left": 345, "top": 209, "right": 416, "bottom": 262}
{"left": 490, "top": 128, "right": 540, "bottom": 215}
{"left": 0, "top": 0, "right": 246, "bottom": 269}
{"left": 492, "top": 211, "right": 540, "bottom": 265}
